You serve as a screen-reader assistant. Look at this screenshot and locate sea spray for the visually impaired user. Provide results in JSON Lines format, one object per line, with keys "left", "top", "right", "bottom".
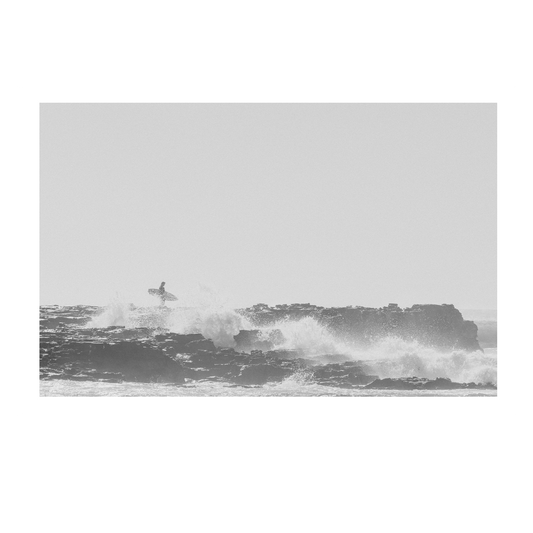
{"left": 162, "top": 284, "right": 251, "bottom": 346}
{"left": 88, "top": 298, "right": 133, "bottom": 328}
{"left": 167, "top": 306, "right": 251, "bottom": 348}
{"left": 362, "top": 343, "right": 497, "bottom": 385}
{"left": 44, "top": 304, "right": 497, "bottom": 391}
{"left": 87, "top": 299, "right": 496, "bottom": 385}
{"left": 254, "top": 316, "right": 353, "bottom": 357}
{"left": 88, "top": 297, "right": 251, "bottom": 348}
{"left": 248, "top": 318, "right": 497, "bottom": 385}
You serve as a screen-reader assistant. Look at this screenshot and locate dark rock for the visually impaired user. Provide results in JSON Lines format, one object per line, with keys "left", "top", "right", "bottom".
{"left": 154, "top": 333, "right": 204, "bottom": 344}
{"left": 312, "top": 362, "right": 376, "bottom": 388}
{"left": 41, "top": 340, "right": 185, "bottom": 383}
{"left": 264, "top": 349, "right": 299, "bottom": 359}
{"left": 365, "top": 377, "right": 495, "bottom": 390}
{"left": 238, "top": 303, "right": 481, "bottom": 352}
{"left": 233, "top": 329, "right": 284, "bottom": 352}
{"left": 235, "top": 364, "right": 291, "bottom": 385}
{"left": 39, "top": 305, "right": 492, "bottom": 391}
{"left": 184, "top": 339, "right": 217, "bottom": 353}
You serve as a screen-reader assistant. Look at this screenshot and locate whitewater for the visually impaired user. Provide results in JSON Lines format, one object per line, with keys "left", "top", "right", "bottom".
{"left": 40, "top": 293, "right": 496, "bottom": 396}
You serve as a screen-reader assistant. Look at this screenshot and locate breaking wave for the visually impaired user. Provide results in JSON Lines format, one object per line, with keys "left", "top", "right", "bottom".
{"left": 247, "top": 317, "right": 496, "bottom": 385}
{"left": 88, "top": 297, "right": 251, "bottom": 348}
{"left": 254, "top": 316, "right": 353, "bottom": 356}
{"left": 88, "top": 299, "right": 496, "bottom": 385}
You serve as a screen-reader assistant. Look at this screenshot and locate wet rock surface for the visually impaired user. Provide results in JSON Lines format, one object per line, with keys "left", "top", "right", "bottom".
{"left": 240, "top": 303, "right": 481, "bottom": 351}
{"left": 365, "top": 377, "right": 496, "bottom": 390}
{"left": 40, "top": 322, "right": 376, "bottom": 388}
{"left": 40, "top": 305, "right": 493, "bottom": 389}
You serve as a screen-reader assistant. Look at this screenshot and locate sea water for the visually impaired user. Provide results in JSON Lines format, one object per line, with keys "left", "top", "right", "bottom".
{"left": 40, "top": 298, "right": 496, "bottom": 397}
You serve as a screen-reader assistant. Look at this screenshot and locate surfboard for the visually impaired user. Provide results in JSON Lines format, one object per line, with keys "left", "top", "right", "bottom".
{"left": 148, "top": 288, "right": 178, "bottom": 301}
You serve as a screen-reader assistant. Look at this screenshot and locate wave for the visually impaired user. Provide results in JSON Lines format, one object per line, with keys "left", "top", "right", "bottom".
{"left": 88, "top": 298, "right": 251, "bottom": 348}
{"left": 86, "top": 300, "right": 496, "bottom": 385}
{"left": 244, "top": 316, "right": 496, "bottom": 385}
{"left": 252, "top": 316, "right": 354, "bottom": 357}
{"left": 360, "top": 340, "right": 496, "bottom": 384}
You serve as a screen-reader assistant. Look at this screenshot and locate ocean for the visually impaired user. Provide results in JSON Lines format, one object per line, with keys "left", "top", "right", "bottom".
{"left": 40, "top": 302, "right": 497, "bottom": 397}
{"left": 40, "top": 380, "right": 496, "bottom": 397}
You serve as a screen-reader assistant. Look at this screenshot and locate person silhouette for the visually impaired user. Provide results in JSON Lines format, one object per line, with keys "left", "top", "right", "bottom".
{"left": 158, "top": 282, "right": 166, "bottom": 306}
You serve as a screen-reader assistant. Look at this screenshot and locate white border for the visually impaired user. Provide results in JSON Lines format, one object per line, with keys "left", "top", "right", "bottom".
{"left": 18, "top": 84, "right": 516, "bottom": 416}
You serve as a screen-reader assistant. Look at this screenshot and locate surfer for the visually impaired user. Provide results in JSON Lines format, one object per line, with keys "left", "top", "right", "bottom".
{"left": 148, "top": 282, "right": 177, "bottom": 306}
{"left": 158, "top": 282, "right": 166, "bottom": 306}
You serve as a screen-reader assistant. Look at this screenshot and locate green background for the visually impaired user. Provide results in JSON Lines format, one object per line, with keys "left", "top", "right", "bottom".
{"left": 5, "top": 1, "right": 520, "bottom": 532}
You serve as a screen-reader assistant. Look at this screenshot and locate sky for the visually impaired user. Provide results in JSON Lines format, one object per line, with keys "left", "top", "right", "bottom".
{"left": 40, "top": 103, "right": 496, "bottom": 309}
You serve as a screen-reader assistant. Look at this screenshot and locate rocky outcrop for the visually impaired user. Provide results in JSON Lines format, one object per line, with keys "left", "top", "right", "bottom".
{"left": 39, "top": 305, "right": 100, "bottom": 328}
{"left": 40, "top": 305, "right": 492, "bottom": 389}
{"left": 40, "top": 325, "right": 384, "bottom": 387}
{"left": 239, "top": 303, "right": 481, "bottom": 351}
{"left": 365, "top": 377, "right": 496, "bottom": 390}
{"left": 233, "top": 329, "right": 284, "bottom": 352}
{"left": 42, "top": 323, "right": 495, "bottom": 389}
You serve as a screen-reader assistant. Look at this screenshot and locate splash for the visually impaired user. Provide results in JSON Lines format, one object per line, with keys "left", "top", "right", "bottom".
{"left": 249, "top": 317, "right": 497, "bottom": 385}
{"left": 88, "top": 293, "right": 251, "bottom": 348}
{"left": 358, "top": 338, "right": 497, "bottom": 385}
{"left": 167, "top": 306, "right": 250, "bottom": 348}
{"left": 255, "top": 316, "right": 354, "bottom": 357}
{"left": 89, "top": 295, "right": 497, "bottom": 385}
{"left": 88, "top": 298, "right": 134, "bottom": 328}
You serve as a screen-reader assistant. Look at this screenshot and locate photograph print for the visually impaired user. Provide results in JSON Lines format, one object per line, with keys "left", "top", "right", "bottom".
{"left": 40, "top": 103, "right": 496, "bottom": 396}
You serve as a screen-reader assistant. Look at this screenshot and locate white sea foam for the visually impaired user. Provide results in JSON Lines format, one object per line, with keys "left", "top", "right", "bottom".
{"left": 89, "top": 296, "right": 496, "bottom": 385}
{"left": 88, "top": 298, "right": 134, "bottom": 328}
{"left": 359, "top": 340, "right": 497, "bottom": 384}
{"left": 252, "top": 317, "right": 496, "bottom": 384}
{"left": 254, "top": 316, "right": 353, "bottom": 356}
{"left": 88, "top": 291, "right": 251, "bottom": 348}
{"left": 167, "top": 306, "right": 251, "bottom": 348}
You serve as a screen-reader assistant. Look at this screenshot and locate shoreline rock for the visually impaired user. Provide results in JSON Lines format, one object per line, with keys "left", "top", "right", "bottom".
{"left": 365, "top": 377, "right": 496, "bottom": 390}
{"left": 39, "top": 305, "right": 493, "bottom": 389}
{"left": 239, "top": 303, "right": 481, "bottom": 352}
{"left": 40, "top": 328, "right": 494, "bottom": 390}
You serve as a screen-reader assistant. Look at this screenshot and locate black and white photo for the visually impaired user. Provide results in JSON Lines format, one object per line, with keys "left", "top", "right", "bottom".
{"left": 40, "top": 103, "right": 496, "bottom": 396}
